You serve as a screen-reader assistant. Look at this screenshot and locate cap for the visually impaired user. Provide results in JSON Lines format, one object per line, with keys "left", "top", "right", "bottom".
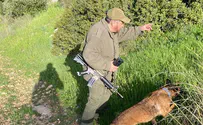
{"left": 107, "top": 8, "right": 130, "bottom": 23}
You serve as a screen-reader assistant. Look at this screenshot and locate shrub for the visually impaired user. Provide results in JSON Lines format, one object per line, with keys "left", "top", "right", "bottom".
{"left": 2, "top": 0, "right": 47, "bottom": 17}
{"left": 132, "top": 0, "right": 203, "bottom": 31}
{"left": 184, "top": 1, "right": 203, "bottom": 24}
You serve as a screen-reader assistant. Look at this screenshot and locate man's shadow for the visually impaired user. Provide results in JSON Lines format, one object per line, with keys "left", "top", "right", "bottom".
{"left": 64, "top": 44, "right": 88, "bottom": 118}
{"left": 38, "top": 63, "right": 64, "bottom": 89}
{"left": 32, "top": 63, "right": 65, "bottom": 124}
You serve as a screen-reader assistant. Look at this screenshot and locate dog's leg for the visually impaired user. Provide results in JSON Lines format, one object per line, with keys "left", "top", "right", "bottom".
{"left": 151, "top": 118, "right": 157, "bottom": 125}
{"left": 170, "top": 103, "right": 175, "bottom": 108}
{"left": 162, "top": 103, "right": 175, "bottom": 117}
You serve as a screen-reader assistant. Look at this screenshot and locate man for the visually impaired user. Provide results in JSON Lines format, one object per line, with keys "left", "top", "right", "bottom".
{"left": 80, "top": 8, "right": 152, "bottom": 125}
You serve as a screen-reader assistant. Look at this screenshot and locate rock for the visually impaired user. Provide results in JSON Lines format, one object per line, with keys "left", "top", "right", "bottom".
{"left": 32, "top": 105, "right": 52, "bottom": 118}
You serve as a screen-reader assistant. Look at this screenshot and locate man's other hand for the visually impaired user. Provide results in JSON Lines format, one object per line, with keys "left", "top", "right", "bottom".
{"left": 139, "top": 23, "right": 152, "bottom": 31}
{"left": 109, "top": 61, "right": 118, "bottom": 72}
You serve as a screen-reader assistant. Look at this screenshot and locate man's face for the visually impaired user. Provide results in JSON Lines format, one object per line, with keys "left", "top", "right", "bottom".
{"left": 110, "top": 20, "right": 124, "bottom": 32}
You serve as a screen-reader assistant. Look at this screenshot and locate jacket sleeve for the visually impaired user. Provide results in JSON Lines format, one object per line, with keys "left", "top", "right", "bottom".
{"left": 82, "top": 36, "right": 111, "bottom": 71}
{"left": 117, "top": 26, "right": 142, "bottom": 43}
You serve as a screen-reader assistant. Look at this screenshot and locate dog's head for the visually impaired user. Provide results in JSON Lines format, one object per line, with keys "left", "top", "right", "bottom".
{"left": 167, "top": 86, "right": 181, "bottom": 97}
{"left": 162, "top": 79, "right": 181, "bottom": 97}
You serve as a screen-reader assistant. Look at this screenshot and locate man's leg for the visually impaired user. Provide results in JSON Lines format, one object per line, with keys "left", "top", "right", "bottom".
{"left": 80, "top": 80, "right": 111, "bottom": 125}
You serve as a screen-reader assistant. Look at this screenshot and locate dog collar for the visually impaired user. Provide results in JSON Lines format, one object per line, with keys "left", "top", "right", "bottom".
{"left": 162, "top": 88, "right": 171, "bottom": 97}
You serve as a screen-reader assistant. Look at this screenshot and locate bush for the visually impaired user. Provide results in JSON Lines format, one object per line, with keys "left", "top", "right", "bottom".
{"left": 184, "top": 1, "right": 203, "bottom": 24}
{"left": 132, "top": 0, "right": 203, "bottom": 31}
{"left": 2, "top": 0, "right": 47, "bottom": 17}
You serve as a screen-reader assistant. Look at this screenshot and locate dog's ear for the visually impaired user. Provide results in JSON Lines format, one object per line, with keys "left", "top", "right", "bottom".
{"left": 166, "top": 79, "right": 172, "bottom": 85}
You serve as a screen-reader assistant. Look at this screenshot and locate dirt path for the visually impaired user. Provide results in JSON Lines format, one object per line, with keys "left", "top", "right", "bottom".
{"left": 0, "top": 53, "right": 78, "bottom": 125}
{"left": 0, "top": 53, "right": 37, "bottom": 124}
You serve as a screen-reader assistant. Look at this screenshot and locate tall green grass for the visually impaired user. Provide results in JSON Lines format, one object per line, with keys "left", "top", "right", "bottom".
{"left": 0, "top": 4, "right": 203, "bottom": 124}
{"left": 99, "top": 24, "right": 203, "bottom": 125}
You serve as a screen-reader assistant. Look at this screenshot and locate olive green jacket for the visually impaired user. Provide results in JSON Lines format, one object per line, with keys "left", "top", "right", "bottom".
{"left": 82, "top": 18, "right": 142, "bottom": 80}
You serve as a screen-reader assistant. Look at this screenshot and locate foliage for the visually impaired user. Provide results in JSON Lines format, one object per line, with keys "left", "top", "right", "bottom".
{"left": 2, "top": 0, "right": 47, "bottom": 17}
{"left": 133, "top": 0, "right": 203, "bottom": 31}
{"left": 183, "top": 0, "right": 203, "bottom": 7}
{"left": 184, "top": 1, "right": 203, "bottom": 24}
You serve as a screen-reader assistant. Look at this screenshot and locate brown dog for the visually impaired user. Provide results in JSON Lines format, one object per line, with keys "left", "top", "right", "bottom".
{"left": 111, "top": 85, "right": 180, "bottom": 125}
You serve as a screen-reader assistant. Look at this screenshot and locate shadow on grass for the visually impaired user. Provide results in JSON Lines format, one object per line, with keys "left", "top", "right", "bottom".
{"left": 0, "top": 63, "right": 67, "bottom": 124}
{"left": 38, "top": 63, "right": 64, "bottom": 89}
{"left": 31, "top": 63, "right": 68, "bottom": 124}
{"left": 64, "top": 44, "right": 88, "bottom": 121}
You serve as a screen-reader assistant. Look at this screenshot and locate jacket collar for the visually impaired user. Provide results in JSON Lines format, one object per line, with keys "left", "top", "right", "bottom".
{"left": 101, "top": 18, "right": 114, "bottom": 39}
